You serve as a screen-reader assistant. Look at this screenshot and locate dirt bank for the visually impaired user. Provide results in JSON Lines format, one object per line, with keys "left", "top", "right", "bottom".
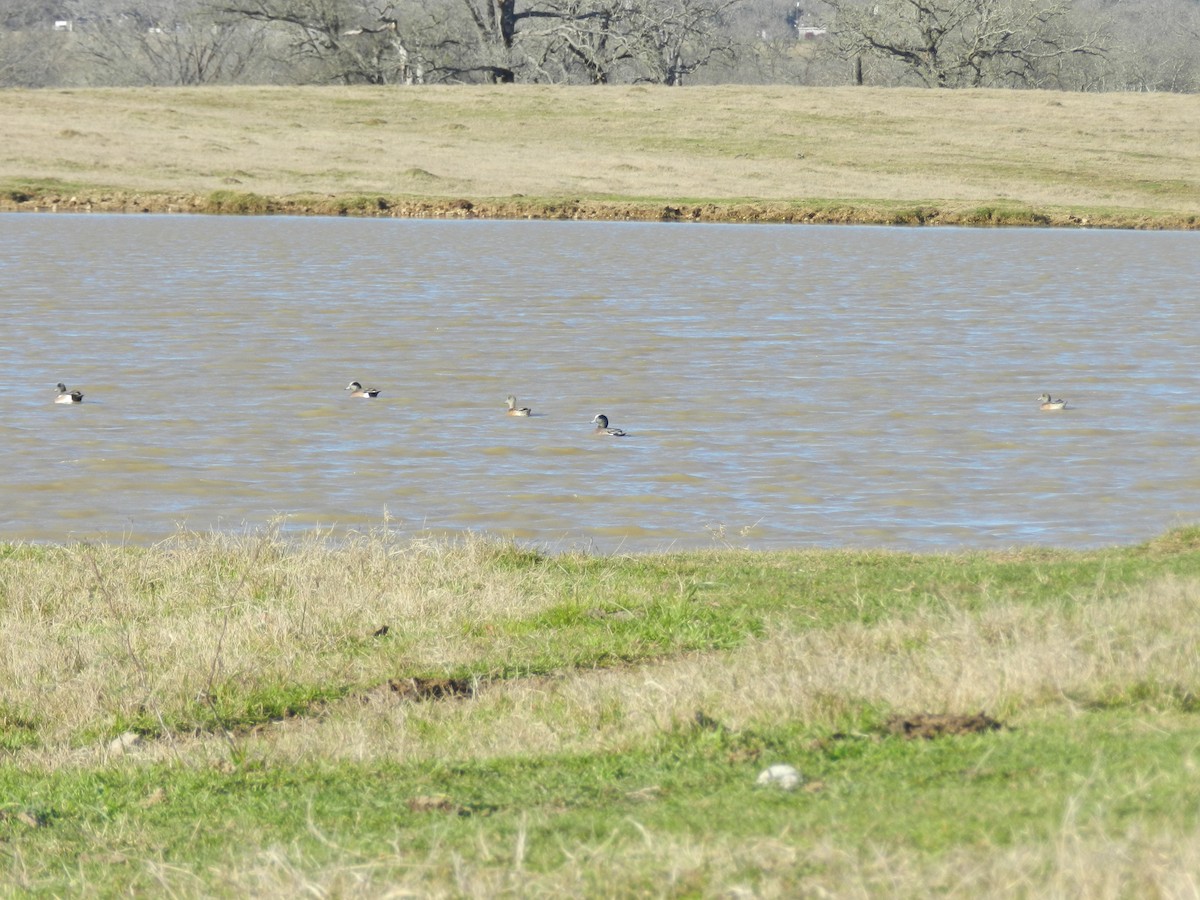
{"left": 2, "top": 189, "right": 1194, "bottom": 229}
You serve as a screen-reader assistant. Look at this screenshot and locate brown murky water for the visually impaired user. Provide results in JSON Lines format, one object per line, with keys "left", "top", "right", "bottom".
{"left": 2, "top": 214, "right": 1198, "bottom": 550}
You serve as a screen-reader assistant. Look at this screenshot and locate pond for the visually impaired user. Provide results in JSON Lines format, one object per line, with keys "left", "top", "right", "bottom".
{"left": 2, "top": 213, "right": 1197, "bottom": 551}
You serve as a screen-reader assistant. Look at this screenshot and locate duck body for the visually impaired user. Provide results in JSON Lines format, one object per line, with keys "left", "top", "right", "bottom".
{"left": 591, "top": 413, "right": 626, "bottom": 436}
{"left": 1038, "top": 393, "right": 1067, "bottom": 410}
{"left": 55, "top": 383, "right": 83, "bottom": 404}
{"left": 346, "top": 381, "right": 381, "bottom": 398}
{"left": 506, "top": 395, "right": 532, "bottom": 416}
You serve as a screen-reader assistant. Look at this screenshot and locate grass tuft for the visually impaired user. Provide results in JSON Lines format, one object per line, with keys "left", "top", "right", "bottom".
{"left": 965, "top": 203, "right": 1053, "bottom": 226}
{"left": 1140, "top": 524, "right": 1200, "bottom": 555}
{"left": 203, "top": 189, "right": 273, "bottom": 214}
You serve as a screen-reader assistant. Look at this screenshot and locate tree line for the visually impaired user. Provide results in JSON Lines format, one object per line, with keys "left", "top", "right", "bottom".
{"left": 2, "top": 0, "right": 1198, "bottom": 91}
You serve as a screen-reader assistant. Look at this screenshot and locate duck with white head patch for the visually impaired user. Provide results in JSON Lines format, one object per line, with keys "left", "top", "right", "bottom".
{"left": 55, "top": 383, "right": 84, "bottom": 404}
{"left": 346, "top": 381, "right": 381, "bottom": 398}
{"left": 506, "top": 395, "right": 532, "bottom": 416}
{"left": 591, "top": 413, "right": 626, "bottom": 436}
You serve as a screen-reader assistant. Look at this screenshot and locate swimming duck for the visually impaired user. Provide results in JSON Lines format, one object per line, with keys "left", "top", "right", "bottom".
{"left": 592, "top": 413, "right": 627, "bottom": 436}
{"left": 55, "top": 383, "right": 84, "bottom": 404}
{"left": 1038, "top": 393, "right": 1067, "bottom": 411}
{"left": 506, "top": 395, "right": 532, "bottom": 416}
{"left": 346, "top": 381, "right": 381, "bottom": 398}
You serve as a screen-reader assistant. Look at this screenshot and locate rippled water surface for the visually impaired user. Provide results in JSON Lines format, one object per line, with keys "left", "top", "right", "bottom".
{"left": 2, "top": 214, "right": 1198, "bottom": 551}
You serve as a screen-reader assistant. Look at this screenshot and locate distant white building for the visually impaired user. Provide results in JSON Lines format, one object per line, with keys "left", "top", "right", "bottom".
{"left": 787, "top": 4, "right": 826, "bottom": 39}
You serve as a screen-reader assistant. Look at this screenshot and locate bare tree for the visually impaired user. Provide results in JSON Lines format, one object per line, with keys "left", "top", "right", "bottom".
{"left": 2, "top": 0, "right": 61, "bottom": 30}
{"left": 1091, "top": 0, "right": 1200, "bottom": 92}
{"left": 535, "top": 0, "right": 632, "bottom": 83}
{"left": 510, "top": 0, "right": 749, "bottom": 84}
{"left": 62, "top": 0, "right": 270, "bottom": 85}
{"left": 217, "top": 0, "right": 427, "bottom": 82}
{"left": 816, "top": 0, "right": 1107, "bottom": 88}
{"left": 625, "top": 0, "right": 745, "bottom": 85}
{"left": 436, "top": 0, "right": 579, "bottom": 82}
{"left": 0, "top": 30, "right": 72, "bottom": 87}
{"left": 339, "top": 13, "right": 428, "bottom": 83}
{"left": 4, "top": 0, "right": 1197, "bottom": 88}
{"left": 0, "top": 0, "right": 73, "bottom": 86}
{"left": 216, "top": 0, "right": 561, "bottom": 83}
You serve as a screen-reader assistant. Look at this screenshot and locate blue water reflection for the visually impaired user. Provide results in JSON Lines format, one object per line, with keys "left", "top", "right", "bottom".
{"left": 1, "top": 214, "right": 1197, "bottom": 550}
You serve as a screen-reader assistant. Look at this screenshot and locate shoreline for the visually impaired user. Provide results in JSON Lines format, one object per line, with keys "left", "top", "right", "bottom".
{"left": 3, "top": 189, "right": 1195, "bottom": 229}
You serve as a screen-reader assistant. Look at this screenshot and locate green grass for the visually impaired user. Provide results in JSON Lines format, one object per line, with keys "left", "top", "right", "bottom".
{"left": 5, "top": 713, "right": 1200, "bottom": 894}
{"left": 4, "top": 527, "right": 1200, "bottom": 893}
{"left": 203, "top": 189, "right": 272, "bottom": 214}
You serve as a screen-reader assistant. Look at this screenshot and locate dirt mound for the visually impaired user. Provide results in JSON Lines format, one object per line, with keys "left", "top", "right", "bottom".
{"left": 381, "top": 676, "right": 477, "bottom": 702}
{"left": 886, "top": 712, "right": 1004, "bottom": 739}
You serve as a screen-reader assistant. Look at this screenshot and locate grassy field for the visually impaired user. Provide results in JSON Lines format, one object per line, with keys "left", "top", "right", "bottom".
{"left": 4, "top": 84, "right": 1200, "bottom": 894}
{"left": 1, "top": 85, "right": 1198, "bottom": 227}
{"left": 4, "top": 525, "right": 1200, "bottom": 895}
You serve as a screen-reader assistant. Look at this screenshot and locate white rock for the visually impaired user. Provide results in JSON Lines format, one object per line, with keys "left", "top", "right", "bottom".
{"left": 108, "top": 731, "right": 143, "bottom": 754}
{"left": 756, "top": 763, "right": 803, "bottom": 790}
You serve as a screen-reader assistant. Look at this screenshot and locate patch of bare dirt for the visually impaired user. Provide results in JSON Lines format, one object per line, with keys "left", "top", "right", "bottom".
{"left": 0, "top": 809, "right": 49, "bottom": 828}
{"left": 809, "top": 711, "right": 1007, "bottom": 750}
{"left": 377, "top": 676, "right": 478, "bottom": 702}
{"left": 885, "top": 712, "right": 1005, "bottom": 740}
{"left": 407, "top": 795, "right": 468, "bottom": 815}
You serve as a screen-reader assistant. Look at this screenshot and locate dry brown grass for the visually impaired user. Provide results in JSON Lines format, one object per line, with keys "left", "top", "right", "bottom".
{"left": 205, "top": 827, "right": 1200, "bottom": 899}
{"left": 1, "top": 85, "right": 1197, "bottom": 226}
{"left": 210, "top": 572, "right": 1200, "bottom": 767}
{"left": 7, "top": 530, "right": 1200, "bottom": 773}
{"left": 0, "top": 529, "right": 564, "bottom": 752}
{"left": 7, "top": 532, "right": 1200, "bottom": 895}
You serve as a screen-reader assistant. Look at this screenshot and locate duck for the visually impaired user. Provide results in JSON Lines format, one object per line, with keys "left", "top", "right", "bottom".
{"left": 591, "top": 413, "right": 627, "bottom": 436}
{"left": 55, "top": 383, "right": 84, "bottom": 404}
{"left": 506, "top": 395, "right": 532, "bottom": 416}
{"left": 1038, "top": 393, "right": 1067, "bottom": 411}
{"left": 346, "top": 381, "right": 381, "bottom": 398}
